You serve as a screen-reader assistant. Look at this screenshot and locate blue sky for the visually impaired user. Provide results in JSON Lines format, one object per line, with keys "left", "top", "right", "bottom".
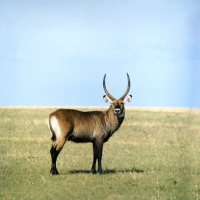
{"left": 0, "top": 0, "right": 200, "bottom": 107}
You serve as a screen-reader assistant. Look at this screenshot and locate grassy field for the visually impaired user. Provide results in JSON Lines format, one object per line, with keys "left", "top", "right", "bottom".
{"left": 1, "top": 107, "right": 200, "bottom": 199}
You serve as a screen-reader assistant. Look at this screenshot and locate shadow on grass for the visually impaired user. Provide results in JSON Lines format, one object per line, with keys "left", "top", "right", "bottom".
{"left": 68, "top": 167, "right": 144, "bottom": 175}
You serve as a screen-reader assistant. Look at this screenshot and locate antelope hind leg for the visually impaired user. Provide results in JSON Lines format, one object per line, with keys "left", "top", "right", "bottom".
{"left": 50, "top": 146, "right": 60, "bottom": 175}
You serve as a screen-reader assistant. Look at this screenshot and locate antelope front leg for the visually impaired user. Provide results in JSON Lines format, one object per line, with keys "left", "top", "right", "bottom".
{"left": 91, "top": 139, "right": 103, "bottom": 174}
{"left": 91, "top": 142, "right": 97, "bottom": 174}
{"left": 97, "top": 147, "right": 103, "bottom": 174}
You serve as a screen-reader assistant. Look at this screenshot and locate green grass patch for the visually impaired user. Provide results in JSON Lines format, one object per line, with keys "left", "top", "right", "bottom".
{"left": 1, "top": 108, "right": 200, "bottom": 199}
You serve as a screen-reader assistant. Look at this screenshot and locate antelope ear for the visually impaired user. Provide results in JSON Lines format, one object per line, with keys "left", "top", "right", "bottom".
{"left": 103, "top": 95, "right": 113, "bottom": 104}
{"left": 123, "top": 95, "right": 132, "bottom": 103}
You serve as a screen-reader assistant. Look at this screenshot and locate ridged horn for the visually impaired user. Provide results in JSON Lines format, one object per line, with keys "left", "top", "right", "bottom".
{"left": 119, "top": 73, "right": 131, "bottom": 100}
{"left": 103, "top": 74, "right": 116, "bottom": 100}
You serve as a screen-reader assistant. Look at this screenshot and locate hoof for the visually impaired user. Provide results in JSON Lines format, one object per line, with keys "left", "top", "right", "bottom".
{"left": 91, "top": 167, "right": 97, "bottom": 174}
{"left": 98, "top": 169, "right": 103, "bottom": 175}
{"left": 91, "top": 169, "right": 96, "bottom": 174}
{"left": 50, "top": 168, "right": 59, "bottom": 175}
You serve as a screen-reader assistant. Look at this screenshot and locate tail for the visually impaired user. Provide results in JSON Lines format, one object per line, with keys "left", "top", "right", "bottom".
{"left": 47, "top": 117, "right": 56, "bottom": 141}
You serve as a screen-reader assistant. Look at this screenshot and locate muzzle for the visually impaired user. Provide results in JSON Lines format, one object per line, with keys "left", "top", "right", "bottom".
{"left": 114, "top": 108, "right": 121, "bottom": 115}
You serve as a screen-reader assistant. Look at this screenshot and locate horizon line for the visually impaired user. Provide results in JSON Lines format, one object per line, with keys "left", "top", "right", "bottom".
{"left": 0, "top": 106, "right": 200, "bottom": 112}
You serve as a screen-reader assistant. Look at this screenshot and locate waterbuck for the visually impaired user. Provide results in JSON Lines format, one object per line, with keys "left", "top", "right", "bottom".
{"left": 47, "top": 73, "right": 132, "bottom": 174}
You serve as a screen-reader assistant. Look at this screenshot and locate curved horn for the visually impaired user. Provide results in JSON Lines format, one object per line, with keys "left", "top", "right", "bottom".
{"left": 120, "top": 73, "right": 131, "bottom": 100}
{"left": 103, "top": 74, "right": 115, "bottom": 100}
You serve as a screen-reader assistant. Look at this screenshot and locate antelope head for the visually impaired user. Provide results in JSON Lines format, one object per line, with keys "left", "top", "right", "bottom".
{"left": 103, "top": 73, "right": 132, "bottom": 116}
